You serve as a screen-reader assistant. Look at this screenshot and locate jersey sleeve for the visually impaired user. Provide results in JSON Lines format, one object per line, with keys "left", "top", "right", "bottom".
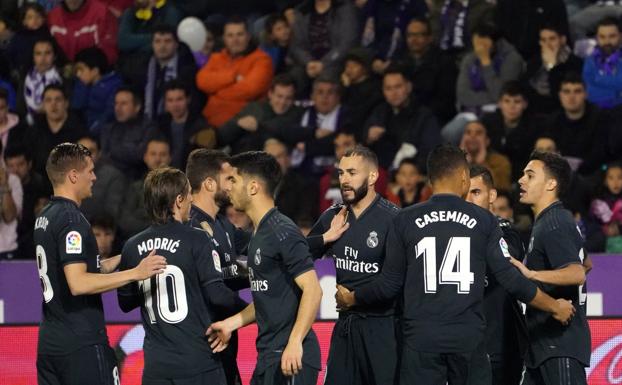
{"left": 355, "top": 216, "right": 406, "bottom": 305}
{"left": 57, "top": 214, "right": 94, "bottom": 266}
{"left": 117, "top": 242, "right": 141, "bottom": 313}
{"left": 500, "top": 222, "right": 525, "bottom": 262}
{"left": 306, "top": 208, "right": 334, "bottom": 259}
{"left": 486, "top": 223, "right": 537, "bottom": 304}
{"left": 277, "top": 224, "right": 315, "bottom": 279}
{"left": 542, "top": 225, "right": 583, "bottom": 269}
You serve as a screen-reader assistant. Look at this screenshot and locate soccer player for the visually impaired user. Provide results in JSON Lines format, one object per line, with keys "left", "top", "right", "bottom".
{"left": 117, "top": 167, "right": 246, "bottom": 385}
{"left": 307, "top": 145, "right": 400, "bottom": 385}
{"left": 35, "top": 143, "right": 166, "bottom": 385}
{"left": 207, "top": 151, "right": 323, "bottom": 385}
{"left": 509, "top": 151, "right": 591, "bottom": 385}
{"left": 185, "top": 148, "right": 250, "bottom": 385}
{"left": 466, "top": 164, "right": 527, "bottom": 385}
{"left": 336, "top": 145, "right": 575, "bottom": 385}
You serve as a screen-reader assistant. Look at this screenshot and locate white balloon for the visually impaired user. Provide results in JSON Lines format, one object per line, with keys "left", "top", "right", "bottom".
{"left": 177, "top": 17, "right": 207, "bottom": 52}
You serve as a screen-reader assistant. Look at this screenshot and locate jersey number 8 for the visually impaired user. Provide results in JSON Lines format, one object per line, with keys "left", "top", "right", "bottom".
{"left": 36, "top": 245, "right": 54, "bottom": 303}
{"left": 139, "top": 265, "right": 189, "bottom": 324}
{"left": 416, "top": 237, "right": 474, "bottom": 294}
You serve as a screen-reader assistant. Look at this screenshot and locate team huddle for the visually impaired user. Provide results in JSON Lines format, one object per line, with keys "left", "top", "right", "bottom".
{"left": 34, "top": 142, "right": 590, "bottom": 385}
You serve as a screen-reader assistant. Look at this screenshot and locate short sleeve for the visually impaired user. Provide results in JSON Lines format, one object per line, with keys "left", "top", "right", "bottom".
{"left": 117, "top": 242, "right": 139, "bottom": 298}
{"left": 543, "top": 226, "right": 582, "bottom": 269}
{"left": 278, "top": 225, "right": 315, "bottom": 279}
{"left": 195, "top": 236, "right": 225, "bottom": 286}
{"left": 58, "top": 215, "right": 93, "bottom": 266}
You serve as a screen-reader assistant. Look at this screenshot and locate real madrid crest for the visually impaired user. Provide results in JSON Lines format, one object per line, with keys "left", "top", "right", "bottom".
{"left": 366, "top": 231, "right": 379, "bottom": 248}
{"left": 254, "top": 248, "right": 262, "bottom": 265}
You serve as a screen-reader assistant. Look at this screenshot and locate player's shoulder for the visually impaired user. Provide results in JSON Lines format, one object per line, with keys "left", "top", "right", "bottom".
{"left": 319, "top": 203, "right": 345, "bottom": 219}
{"left": 266, "top": 209, "right": 304, "bottom": 242}
{"left": 375, "top": 197, "right": 400, "bottom": 217}
{"left": 538, "top": 202, "right": 575, "bottom": 233}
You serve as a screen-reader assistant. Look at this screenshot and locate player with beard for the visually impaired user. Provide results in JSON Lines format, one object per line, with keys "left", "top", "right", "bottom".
{"left": 307, "top": 145, "right": 400, "bottom": 385}
{"left": 207, "top": 151, "right": 323, "bottom": 385}
{"left": 185, "top": 149, "right": 250, "bottom": 385}
{"left": 336, "top": 145, "right": 576, "bottom": 385}
{"left": 466, "top": 165, "right": 527, "bottom": 385}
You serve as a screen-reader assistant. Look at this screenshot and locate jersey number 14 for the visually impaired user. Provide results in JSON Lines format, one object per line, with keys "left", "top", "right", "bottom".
{"left": 416, "top": 237, "right": 474, "bottom": 294}
{"left": 139, "top": 265, "right": 189, "bottom": 324}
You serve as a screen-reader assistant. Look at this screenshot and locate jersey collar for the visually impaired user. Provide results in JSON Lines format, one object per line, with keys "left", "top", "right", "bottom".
{"left": 535, "top": 200, "right": 563, "bottom": 222}
{"left": 347, "top": 193, "right": 381, "bottom": 221}
{"left": 256, "top": 207, "right": 278, "bottom": 231}
{"left": 190, "top": 204, "right": 215, "bottom": 224}
{"left": 50, "top": 196, "right": 79, "bottom": 209}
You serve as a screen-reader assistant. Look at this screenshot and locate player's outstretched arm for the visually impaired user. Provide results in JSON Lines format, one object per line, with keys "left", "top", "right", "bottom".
{"left": 509, "top": 258, "right": 586, "bottom": 286}
{"left": 207, "top": 303, "right": 256, "bottom": 352}
{"left": 64, "top": 250, "right": 166, "bottom": 296}
{"left": 282, "top": 269, "right": 322, "bottom": 377}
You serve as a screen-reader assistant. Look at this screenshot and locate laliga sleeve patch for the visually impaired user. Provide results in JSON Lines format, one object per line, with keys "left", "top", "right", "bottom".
{"left": 499, "top": 238, "right": 512, "bottom": 259}
{"left": 66, "top": 231, "right": 83, "bottom": 254}
{"left": 212, "top": 250, "right": 222, "bottom": 273}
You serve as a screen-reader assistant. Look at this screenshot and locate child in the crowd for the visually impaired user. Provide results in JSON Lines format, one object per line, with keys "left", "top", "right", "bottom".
{"left": 22, "top": 38, "right": 63, "bottom": 125}
{"left": 8, "top": 3, "right": 52, "bottom": 74}
{"left": 71, "top": 47, "right": 122, "bottom": 137}
{"left": 386, "top": 157, "right": 431, "bottom": 208}
{"left": 91, "top": 214, "right": 119, "bottom": 259}
{"left": 193, "top": 25, "right": 216, "bottom": 69}
{"left": 260, "top": 13, "right": 291, "bottom": 74}
{"left": 590, "top": 162, "right": 622, "bottom": 252}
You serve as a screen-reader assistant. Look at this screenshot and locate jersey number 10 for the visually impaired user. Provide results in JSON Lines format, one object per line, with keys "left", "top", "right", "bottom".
{"left": 416, "top": 237, "right": 475, "bottom": 294}
{"left": 139, "top": 265, "right": 189, "bottom": 324}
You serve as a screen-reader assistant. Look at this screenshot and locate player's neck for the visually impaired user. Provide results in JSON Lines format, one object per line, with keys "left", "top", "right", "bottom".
{"left": 192, "top": 193, "right": 218, "bottom": 219}
{"left": 351, "top": 191, "right": 377, "bottom": 218}
{"left": 532, "top": 196, "right": 559, "bottom": 218}
{"left": 247, "top": 197, "right": 275, "bottom": 230}
{"left": 431, "top": 181, "right": 463, "bottom": 197}
{"left": 53, "top": 187, "right": 82, "bottom": 206}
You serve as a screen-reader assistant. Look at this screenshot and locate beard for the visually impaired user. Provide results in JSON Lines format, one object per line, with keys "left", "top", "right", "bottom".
{"left": 214, "top": 189, "right": 230, "bottom": 208}
{"left": 341, "top": 178, "right": 369, "bottom": 205}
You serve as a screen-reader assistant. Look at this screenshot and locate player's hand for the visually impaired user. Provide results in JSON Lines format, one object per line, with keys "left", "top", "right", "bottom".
{"left": 323, "top": 206, "right": 350, "bottom": 244}
{"left": 335, "top": 284, "right": 356, "bottom": 310}
{"left": 509, "top": 258, "right": 537, "bottom": 280}
{"left": 206, "top": 320, "right": 232, "bottom": 352}
{"left": 134, "top": 249, "right": 167, "bottom": 280}
{"left": 553, "top": 299, "right": 576, "bottom": 325}
{"left": 281, "top": 340, "right": 303, "bottom": 376}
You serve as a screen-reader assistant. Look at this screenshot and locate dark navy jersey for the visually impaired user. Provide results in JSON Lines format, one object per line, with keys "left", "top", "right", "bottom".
{"left": 189, "top": 205, "right": 250, "bottom": 291}
{"left": 34, "top": 196, "right": 108, "bottom": 355}
{"left": 247, "top": 208, "right": 321, "bottom": 372}
{"left": 484, "top": 217, "right": 528, "bottom": 361}
{"left": 524, "top": 201, "right": 591, "bottom": 368}
{"left": 118, "top": 221, "right": 223, "bottom": 378}
{"left": 355, "top": 194, "right": 539, "bottom": 353}
{"left": 307, "top": 195, "right": 399, "bottom": 315}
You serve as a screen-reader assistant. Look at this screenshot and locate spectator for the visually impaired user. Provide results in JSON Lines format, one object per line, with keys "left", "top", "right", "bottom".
{"left": 318, "top": 129, "right": 390, "bottom": 212}
{"left": 533, "top": 135, "right": 558, "bottom": 154}
{"left": 0, "top": 89, "right": 26, "bottom": 156}
{"left": 260, "top": 13, "right": 292, "bottom": 74}
{"left": 0, "top": 54, "right": 16, "bottom": 112}
{"left": 428, "top": 0, "right": 494, "bottom": 62}
{"left": 340, "top": 47, "right": 384, "bottom": 131}
{"left": 570, "top": 1, "right": 622, "bottom": 41}
{"left": 0, "top": 139, "right": 22, "bottom": 260}
{"left": 492, "top": 189, "right": 514, "bottom": 222}
{"left": 156, "top": 80, "right": 207, "bottom": 169}
{"left": 101, "top": 0, "right": 133, "bottom": 18}
{"left": 71, "top": 47, "right": 122, "bottom": 137}
{"left": 590, "top": 161, "right": 622, "bottom": 252}
{"left": 264, "top": 138, "right": 318, "bottom": 224}
{"left": 288, "top": 75, "right": 349, "bottom": 174}
{"left": 363, "top": 66, "right": 441, "bottom": 170}
{"left": 218, "top": 74, "right": 303, "bottom": 154}
{"left": 456, "top": 23, "right": 524, "bottom": 113}
{"left": 0, "top": 14, "right": 15, "bottom": 56}
{"left": 142, "top": 24, "right": 198, "bottom": 120}
{"left": 118, "top": 136, "right": 171, "bottom": 238}
{"left": 583, "top": 17, "right": 622, "bottom": 109}
{"left": 386, "top": 157, "right": 431, "bottom": 208}
{"left": 7, "top": 3, "right": 52, "bottom": 75}
{"left": 117, "top": 0, "right": 182, "bottom": 55}
{"left": 359, "top": 0, "right": 428, "bottom": 71}
{"left": 4, "top": 145, "right": 50, "bottom": 259}
{"left": 100, "top": 86, "right": 156, "bottom": 179}
{"left": 196, "top": 17, "right": 273, "bottom": 127}
{"left": 193, "top": 24, "right": 216, "bottom": 69}
{"left": 28, "top": 84, "right": 87, "bottom": 175}
{"left": 495, "top": 0, "right": 569, "bottom": 60}
{"left": 480, "top": 81, "right": 537, "bottom": 180}
{"left": 542, "top": 72, "right": 609, "bottom": 174}
{"left": 289, "top": 0, "right": 359, "bottom": 94}
{"left": 48, "top": 0, "right": 118, "bottom": 64}
{"left": 20, "top": 38, "right": 63, "bottom": 126}
{"left": 460, "top": 120, "right": 512, "bottom": 191}
{"left": 394, "top": 17, "right": 457, "bottom": 124}
{"left": 523, "top": 25, "right": 583, "bottom": 114}
{"left": 77, "top": 135, "right": 127, "bottom": 222}
{"left": 91, "top": 214, "right": 119, "bottom": 259}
